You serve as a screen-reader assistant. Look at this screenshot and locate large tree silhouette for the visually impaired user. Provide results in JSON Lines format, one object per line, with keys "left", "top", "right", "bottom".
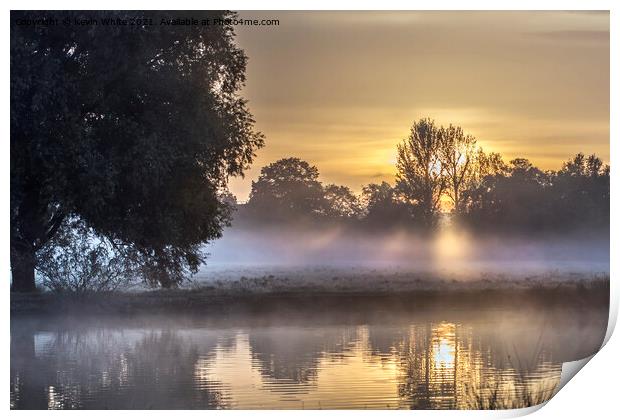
{"left": 246, "top": 157, "right": 326, "bottom": 220}
{"left": 437, "top": 124, "right": 477, "bottom": 214}
{"left": 10, "top": 11, "right": 264, "bottom": 291}
{"left": 396, "top": 118, "right": 446, "bottom": 227}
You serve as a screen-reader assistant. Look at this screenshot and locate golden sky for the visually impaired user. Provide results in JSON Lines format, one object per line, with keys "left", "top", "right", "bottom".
{"left": 229, "top": 11, "right": 609, "bottom": 201}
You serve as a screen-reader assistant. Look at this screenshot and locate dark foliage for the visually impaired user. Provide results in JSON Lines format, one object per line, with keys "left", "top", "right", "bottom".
{"left": 323, "top": 184, "right": 363, "bottom": 219}
{"left": 362, "top": 182, "right": 421, "bottom": 231}
{"left": 237, "top": 148, "right": 608, "bottom": 237}
{"left": 460, "top": 154, "right": 609, "bottom": 233}
{"left": 245, "top": 157, "right": 326, "bottom": 221}
{"left": 11, "top": 11, "right": 263, "bottom": 290}
{"left": 243, "top": 158, "right": 423, "bottom": 230}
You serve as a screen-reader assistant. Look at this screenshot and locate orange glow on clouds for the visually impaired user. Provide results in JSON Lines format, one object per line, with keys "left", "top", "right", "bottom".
{"left": 229, "top": 11, "right": 609, "bottom": 201}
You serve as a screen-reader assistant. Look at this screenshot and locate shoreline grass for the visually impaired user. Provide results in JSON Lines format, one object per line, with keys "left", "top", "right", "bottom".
{"left": 11, "top": 274, "right": 609, "bottom": 316}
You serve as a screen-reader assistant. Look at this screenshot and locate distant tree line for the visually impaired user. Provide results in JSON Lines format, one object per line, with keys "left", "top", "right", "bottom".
{"left": 238, "top": 118, "right": 609, "bottom": 234}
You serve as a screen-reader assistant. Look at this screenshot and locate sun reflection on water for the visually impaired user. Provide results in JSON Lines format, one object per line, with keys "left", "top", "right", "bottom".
{"left": 9, "top": 313, "right": 576, "bottom": 410}
{"left": 432, "top": 323, "right": 456, "bottom": 369}
{"left": 187, "top": 322, "right": 560, "bottom": 409}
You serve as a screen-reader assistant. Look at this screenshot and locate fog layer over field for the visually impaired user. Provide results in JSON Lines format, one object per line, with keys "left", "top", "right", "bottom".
{"left": 197, "top": 224, "right": 609, "bottom": 288}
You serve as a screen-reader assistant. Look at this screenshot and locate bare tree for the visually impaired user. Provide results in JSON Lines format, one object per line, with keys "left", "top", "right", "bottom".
{"left": 396, "top": 118, "right": 446, "bottom": 227}
{"left": 37, "top": 219, "right": 141, "bottom": 294}
{"left": 438, "top": 124, "right": 477, "bottom": 213}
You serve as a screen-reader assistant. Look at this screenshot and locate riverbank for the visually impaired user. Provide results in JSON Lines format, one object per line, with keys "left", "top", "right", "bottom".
{"left": 11, "top": 273, "right": 609, "bottom": 316}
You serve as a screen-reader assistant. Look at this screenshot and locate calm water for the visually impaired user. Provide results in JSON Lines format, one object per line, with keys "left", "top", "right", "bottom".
{"left": 11, "top": 296, "right": 607, "bottom": 409}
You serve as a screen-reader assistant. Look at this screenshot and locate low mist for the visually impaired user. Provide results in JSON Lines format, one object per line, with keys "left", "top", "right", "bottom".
{"left": 200, "top": 223, "right": 609, "bottom": 280}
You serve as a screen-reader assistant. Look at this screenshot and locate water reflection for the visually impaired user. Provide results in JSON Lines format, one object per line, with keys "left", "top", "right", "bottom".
{"left": 11, "top": 300, "right": 606, "bottom": 409}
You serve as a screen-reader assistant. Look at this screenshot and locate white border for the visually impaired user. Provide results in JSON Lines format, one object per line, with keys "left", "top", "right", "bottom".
{"left": 3, "top": 2, "right": 617, "bottom": 419}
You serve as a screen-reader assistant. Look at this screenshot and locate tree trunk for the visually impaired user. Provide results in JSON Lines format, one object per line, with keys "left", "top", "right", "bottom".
{"left": 10, "top": 244, "right": 36, "bottom": 292}
{"left": 454, "top": 192, "right": 460, "bottom": 215}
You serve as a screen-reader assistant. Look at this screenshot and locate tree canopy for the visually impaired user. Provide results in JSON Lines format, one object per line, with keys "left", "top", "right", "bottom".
{"left": 11, "top": 11, "right": 264, "bottom": 291}
{"left": 461, "top": 153, "right": 610, "bottom": 233}
{"left": 246, "top": 157, "right": 326, "bottom": 219}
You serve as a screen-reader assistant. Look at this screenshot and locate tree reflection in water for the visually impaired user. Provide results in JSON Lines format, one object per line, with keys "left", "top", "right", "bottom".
{"left": 11, "top": 296, "right": 607, "bottom": 410}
